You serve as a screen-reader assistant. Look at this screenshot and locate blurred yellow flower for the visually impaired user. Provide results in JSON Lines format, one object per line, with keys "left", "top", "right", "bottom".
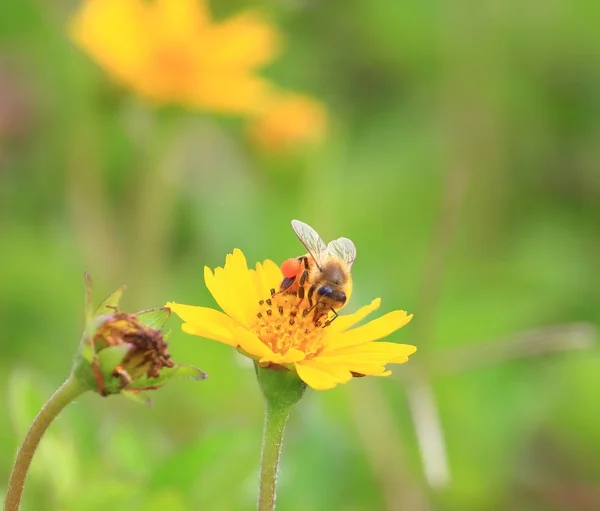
{"left": 247, "top": 93, "right": 328, "bottom": 153}
{"left": 70, "top": 0, "right": 280, "bottom": 114}
{"left": 167, "top": 249, "right": 415, "bottom": 390}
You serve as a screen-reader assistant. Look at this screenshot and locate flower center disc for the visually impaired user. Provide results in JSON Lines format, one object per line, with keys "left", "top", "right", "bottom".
{"left": 254, "top": 293, "right": 331, "bottom": 359}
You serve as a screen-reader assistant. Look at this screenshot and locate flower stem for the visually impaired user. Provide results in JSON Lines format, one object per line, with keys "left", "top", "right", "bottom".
{"left": 4, "top": 376, "right": 87, "bottom": 511}
{"left": 258, "top": 402, "right": 291, "bottom": 511}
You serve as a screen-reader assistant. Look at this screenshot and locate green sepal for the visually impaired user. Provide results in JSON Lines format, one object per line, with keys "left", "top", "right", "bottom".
{"left": 73, "top": 336, "right": 132, "bottom": 396}
{"left": 96, "top": 344, "right": 131, "bottom": 372}
{"left": 136, "top": 308, "right": 171, "bottom": 329}
{"left": 71, "top": 315, "right": 112, "bottom": 391}
{"left": 125, "top": 364, "right": 207, "bottom": 392}
{"left": 94, "top": 285, "right": 127, "bottom": 317}
{"left": 254, "top": 362, "right": 307, "bottom": 408}
{"left": 121, "top": 390, "right": 153, "bottom": 406}
{"left": 78, "top": 315, "right": 112, "bottom": 360}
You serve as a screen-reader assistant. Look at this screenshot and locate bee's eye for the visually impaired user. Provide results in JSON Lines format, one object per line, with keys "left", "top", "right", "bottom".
{"left": 338, "top": 291, "right": 347, "bottom": 303}
{"left": 317, "top": 286, "right": 333, "bottom": 297}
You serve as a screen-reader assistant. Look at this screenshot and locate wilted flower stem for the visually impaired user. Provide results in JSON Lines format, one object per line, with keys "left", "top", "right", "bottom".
{"left": 3, "top": 376, "right": 87, "bottom": 511}
{"left": 258, "top": 402, "right": 291, "bottom": 511}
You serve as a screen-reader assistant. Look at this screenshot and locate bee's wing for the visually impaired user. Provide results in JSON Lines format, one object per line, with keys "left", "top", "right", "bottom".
{"left": 291, "top": 219, "right": 328, "bottom": 270}
{"left": 327, "top": 237, "right": 356, "bottom": 270}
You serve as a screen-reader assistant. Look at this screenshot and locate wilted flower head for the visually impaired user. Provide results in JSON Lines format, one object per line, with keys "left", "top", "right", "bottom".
{"left": 90, "top": 312, "right": 175, "bottom": 392}
{"left": 69, "top": 0, "right": 280, "bottom": 114}
{"left": 167, "top": 250, "right": 415, "bottom": 390}
{"left": 74, "top": 275, "right": 206, "bottom": 399}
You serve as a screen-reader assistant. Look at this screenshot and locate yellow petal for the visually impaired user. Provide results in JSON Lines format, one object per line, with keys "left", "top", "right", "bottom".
{"left": 233, "top": 327, "right": 277, "bottom": 360}
{"left": 204, "top": 265, "right": 242, "bottom": 324}
{"left": 323, "top": 342, "right": 417, "bottom": 363}
{"left": 207, "top": 12, "right": 280, "bottom": 69}
{"left": 260, "top": 348, "right": 306, "bottom": 365}
{"left": 254, "top": 259, "right": 283, "bottom": 298}
{"left": 314, "top": 342, "right": 414, "bottom": 378}
{"left": 181, "top": 322, "right": 235, "bottom": 346}
{"left": 294, "top": 360, "right": 353, "bottom": 390}
{"left": 327, "top": 311, "right": 413, "bottom": 349}
{"left": 352, "top": 368, "right": 392, "bottom": 378}
{"left": 187, "top": 73, "right": 274, "bottom": 114}
{"left": 247, "top": 92, "right": 328, "bottom": 153}
{"left": 70, "top": 0, "right": 149, "bottom": 84}
{"left": 166, "top": 301, "right": 235, "bottom": 326}
{"left": 151, "top": 0, "right": 209, "bottom": 40}
{"left": 319, "top": 352, "right": 399, "bottom": 375}
{"left": 225, "top": 249, "right": 261, "bottom": 320}
{"left": 329, "top": 298, "right": 381, "bottom": 333}
{"left": 168, "top": 301, "right": 237, "bottom": 346}
{"left": 203, "top": 249, "right": 259, "bottom": 326}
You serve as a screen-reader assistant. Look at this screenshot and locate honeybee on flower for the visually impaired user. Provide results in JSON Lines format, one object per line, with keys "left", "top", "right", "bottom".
{"left": 167, "top": 247, "right": 414, "bottom": 390}
{"left": 280, "top": 220, "right": 356, "bottom": 325}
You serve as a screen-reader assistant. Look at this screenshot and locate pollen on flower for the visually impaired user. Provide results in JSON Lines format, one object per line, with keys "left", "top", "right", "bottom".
{"left": 253, "top": 293, "right": 331, "bottom": 359}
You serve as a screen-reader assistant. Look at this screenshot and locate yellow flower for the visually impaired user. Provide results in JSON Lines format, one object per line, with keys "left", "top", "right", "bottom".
{"left": 167, "top": 250, "right": 415, "bottom": 390}
{"left": 247, "top": 92, "right": 328, "bottom": 153}
{"left": 70, "top": 0, "right": 280, "bottom": 114}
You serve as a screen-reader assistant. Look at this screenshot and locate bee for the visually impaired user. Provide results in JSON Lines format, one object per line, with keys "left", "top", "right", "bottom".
{"left": 280, "top": 219, "right": 356, "bottom": 323}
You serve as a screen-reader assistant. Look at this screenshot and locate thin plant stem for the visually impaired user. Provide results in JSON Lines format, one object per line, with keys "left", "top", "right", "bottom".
{"left": 258, "top": 403, "right": 291, "bottom": 511}
{"left": 4, "top": 376, "right": 87, "bottom": 511}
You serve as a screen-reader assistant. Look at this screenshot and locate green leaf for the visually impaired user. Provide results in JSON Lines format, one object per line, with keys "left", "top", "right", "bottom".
{"left": 94, "top": 285, "right": 127, "bottom": 316}
{"left": 136, "top": 307, "right": 171, "bottom": 329}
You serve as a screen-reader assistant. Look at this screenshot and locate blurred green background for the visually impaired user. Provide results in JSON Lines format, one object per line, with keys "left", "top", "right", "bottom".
{"left": 2, "top": 0, "right": 600, "bottom": 510}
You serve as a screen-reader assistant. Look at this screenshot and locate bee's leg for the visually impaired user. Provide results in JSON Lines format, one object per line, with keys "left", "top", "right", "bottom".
{"left": 321, "top": 308, "right": 339, "bottom": 328}
{"left": 301, "top": 285, "right": 318, "bottom": 318}
{"left": 301, "top": 255, "right": 311, "bottom": 271}
{"left": 298, "top": 258, "right": 310, "bottom": 287}
{"left": 296, "top": 280, "right": 305, "bottom": 301}
{"left": 278, "top": 277, "right": 296, "bottom": 293}
{"left": 306, "top": 284, "right": 316, "bottom": 307}
{"left": 296, "top": 257, "right": 311, "bottom": 302}
{"left": 302, "top": 304, "right": 317, "bottom": 318}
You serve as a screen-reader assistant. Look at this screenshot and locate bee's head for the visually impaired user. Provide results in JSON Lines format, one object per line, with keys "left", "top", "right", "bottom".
{"left": 317, "top": 285, "right": 347, "bottom": 307}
